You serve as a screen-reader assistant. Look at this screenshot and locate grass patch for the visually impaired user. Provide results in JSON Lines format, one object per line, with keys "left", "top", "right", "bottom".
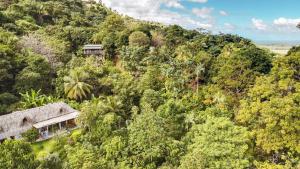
{"left": 32, "top": 138, "right": 58, "bottom": 159}
{"left": 31, "top": 129, "right": 82, "bottom": 159}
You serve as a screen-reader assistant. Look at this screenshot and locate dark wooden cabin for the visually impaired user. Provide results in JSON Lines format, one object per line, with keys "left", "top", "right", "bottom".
{"left": 83, "top": 44, "right": 104, "bottom": 56}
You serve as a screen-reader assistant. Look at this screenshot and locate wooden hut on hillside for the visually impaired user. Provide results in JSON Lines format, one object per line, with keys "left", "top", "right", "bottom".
{"left": 83, "top": 44, "right": 104, "bottom": 57}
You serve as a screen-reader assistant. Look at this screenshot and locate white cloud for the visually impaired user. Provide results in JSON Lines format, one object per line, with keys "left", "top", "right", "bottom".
{"left": 187, "top": 18, "right": 213, "bottom": 29}
{"left": 252, "top": 18, "right": 267, "bottom": 30}
{"left": 101, "top": 0, "right": 213, "bottom": 29}
{"left": 188, "top": 0, "right": 208, "bottom": 3}
{"left": 165, "top": 0, "right": 184, "bottom": 9}
{"left": 273, "top": 17, "right": 300, "bottom": 27}
{"left": 192, "top": 7, "right": 213, "bottom": 19}
{"left": 272, "top": 17, "right": 300, "bottom": 33}
{"left": 219, "top": 10, "right": 228, "bottom": 16}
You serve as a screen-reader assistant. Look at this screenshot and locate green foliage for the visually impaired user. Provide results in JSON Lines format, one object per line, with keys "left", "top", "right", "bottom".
{"left": 129, "top": 31, "right": 150, "bottom": 46}
{"left": 22, "top": 128, "right": 39, "bottom": 143}
{"left": 37, "top": 153, "right": 63, "bottom": 169}
{"left": 237, "top": 52, "right": 300, "bottom": 166}
{"left": 138, "top": 65, "right": 164, "bottom": 92}
{"left": 15, "top": 19, "right": 40, "bottom": 32}
{"left": 79, "top": 96, "right": 125, "bottom": 145}
{"left": 64, "top": 143, "right": 102, "bottom": 169}
{"left": 128, "top": 104, "right": 181, "bottom": 168}
{"left": 0, "top": 1, "right": 294, "bottom": 168}
{"left": 238, "top": 46, "right": 273, "bottom": 74}
{"left": 156, "top": 99, "right": 186, "bottom": 139}
{"left": 0, "top": 140, "right": 38, "bottom": 169}
{"left": 102, "top": 32, "right": 117, "bottom": 59}
{"left": 180, "top": 117, "right": 251, "bottom": 169}
{"left": 64, "top": 69, "right": 93, "bottom": 101}
{"left": 0, "top": 92, "right": 18, "bottom": 114}
{"left": 20, "top": 89, "right": 58, "bottom": 109}
{"left": 14, "top": 52, "right": 52, "bottom": 93}
{"left": 164, "top": 25, "right": 189, "bottom": 47}
{"left": 95, "top": 14, "right": 125, "bottom": 41}
{"left": 212, "top": 52, "right": 258, "bottom": 94}
{"left": 120, "top": 45, "right": 149, "bottom": 72}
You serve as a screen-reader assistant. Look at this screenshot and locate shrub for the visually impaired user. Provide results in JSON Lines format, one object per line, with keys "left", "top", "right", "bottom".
{"left": 129, "top": 31, "right": 150, "bottom": 46}
{"left": 22, "top": 128, "right": 39, "bottom": 143}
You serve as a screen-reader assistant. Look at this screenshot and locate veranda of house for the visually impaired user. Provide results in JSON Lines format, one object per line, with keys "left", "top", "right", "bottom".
{"left": 33, "top": 112, "right": 78, "bottom": 141}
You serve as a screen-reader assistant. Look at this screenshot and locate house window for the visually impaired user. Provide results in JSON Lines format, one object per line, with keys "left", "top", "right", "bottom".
{"left": 23, "top": 117, "right": 28, "bottom": 123}
{"left": 22, "top": 117, "right": 30, "bottom": 126}
{"left": 59, "top": 108, "right": 65, "bottom": 113}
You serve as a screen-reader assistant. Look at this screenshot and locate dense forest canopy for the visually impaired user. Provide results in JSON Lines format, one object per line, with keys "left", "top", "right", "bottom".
{"left": 0, "top": 0, "right": 299, "bottom": 169}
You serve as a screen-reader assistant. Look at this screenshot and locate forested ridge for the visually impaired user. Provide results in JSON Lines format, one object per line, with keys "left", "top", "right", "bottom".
{"left": 0, "top": 0, "right": 299, "bottom": 169}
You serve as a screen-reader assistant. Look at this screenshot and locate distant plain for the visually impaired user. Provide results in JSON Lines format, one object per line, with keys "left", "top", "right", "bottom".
{"left": 256, "top": 41, "right": 300, "bottom": 55}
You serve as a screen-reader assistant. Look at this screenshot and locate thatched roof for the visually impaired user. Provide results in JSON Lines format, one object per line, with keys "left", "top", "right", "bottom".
{"left": 0, "top": 102, "right": 78, "bottom": 140}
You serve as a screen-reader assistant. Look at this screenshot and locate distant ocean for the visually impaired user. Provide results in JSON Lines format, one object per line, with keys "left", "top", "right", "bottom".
{"left": 254, "top": 40, "right": 299, "bottom": 55}
{"left": 255, "top": 40, "right": 300, "bottom": 46}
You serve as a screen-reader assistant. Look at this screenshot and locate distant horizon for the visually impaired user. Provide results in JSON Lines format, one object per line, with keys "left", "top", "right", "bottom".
{"left": 102, "top": 0, "right": 300, "bottom": 42}
{"left": 254, "top": 40, "right": 300, "bottom": 45}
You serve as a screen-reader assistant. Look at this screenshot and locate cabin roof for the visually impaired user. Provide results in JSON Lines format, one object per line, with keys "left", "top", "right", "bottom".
{"left": 0, "top": 102, "right": 78, "bottom": 140}
{"left": 83, "top": 44, "right": 103, "bottom": 50}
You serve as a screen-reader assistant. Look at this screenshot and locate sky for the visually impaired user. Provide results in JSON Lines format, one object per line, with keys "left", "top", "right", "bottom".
{"left": 101, "top": 0, "right": 300, "bottom": 43}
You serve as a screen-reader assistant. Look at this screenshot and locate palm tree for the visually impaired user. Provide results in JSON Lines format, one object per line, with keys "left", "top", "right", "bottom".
{"left": 64, "top": 70, "right": 93, "bottom": 101}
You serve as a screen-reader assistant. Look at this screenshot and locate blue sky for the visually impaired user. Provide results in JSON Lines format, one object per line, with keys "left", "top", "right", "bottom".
{"left": 102, "top": 0, "right": 300, "bottom": 42}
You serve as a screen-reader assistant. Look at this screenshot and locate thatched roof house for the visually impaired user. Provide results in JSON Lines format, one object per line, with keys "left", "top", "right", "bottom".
{"left": 0, "top": 102, "right": 79, "bottom": 141}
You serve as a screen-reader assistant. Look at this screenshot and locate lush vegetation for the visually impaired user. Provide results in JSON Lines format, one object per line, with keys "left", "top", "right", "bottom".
{"left": 0, "top": 0, "right": 299, "bottom": 169}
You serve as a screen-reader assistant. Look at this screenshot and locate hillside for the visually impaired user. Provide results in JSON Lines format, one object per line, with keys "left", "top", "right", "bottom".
{"left": 0, "top": 0, "right": 300, "bottom": 169}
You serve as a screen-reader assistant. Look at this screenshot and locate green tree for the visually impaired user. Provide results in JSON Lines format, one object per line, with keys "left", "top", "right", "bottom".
{"left": 0, "top": 92, "right": 18, "bottom": 115}
{"left": 120, "top": 45, "right": 149, "bottom": 72}
{"left": 129, "top": 31, "right": 150, "bottom": 46}
{"left": 0, "top": 140, "right": 38, "bottom": 169}
{"left": 212, "top": 54, "right": 257, "bottom": 95}
{"left": 102, "top": 32, "right": 117, "bottom": 59}
{"left": 236, "top": 52, "right": 300, "bottom": 166}
{"left": 128, "top": 104, "right": 179, "bottom": 168}
{"left": 237, "top": 46, "right": 273, "bottom": 74}
{"left": 14, "top": 52, "right": 52, "bottom": 93}
{"left": 64, "top": 69, "right": 93, "bottom": 101}
{"left": 92, "top": 14, "right": 125, "bottom": 43}
{"left": 180, "top": 117, "right": 252, "bottom": 169}
{"left": 156, "top": 99, "right": 186, "bottom": 139}
{"left": 138, "top": 65, "right": 164, "bottom": 92}
{"left": 0, "top": 29, "right": 19, "bottom": 94}
{"left": 79, "top": 96, "right": 126, "bottom": 145}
